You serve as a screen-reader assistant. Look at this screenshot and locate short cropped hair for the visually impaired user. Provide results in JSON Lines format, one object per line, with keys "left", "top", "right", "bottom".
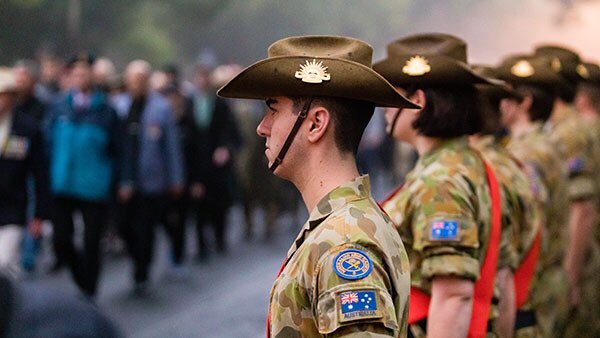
{"left": 291, "top": 96, "right": 374, "bottom": 155}
{"left": 556, "top": 80, "right": 577, "bottom": 103}
{"left": 478, "top": 94, "right": 503, "bottom": 136}
{"left": 515, "top": 85, "right": 555, "bottom": 123}
{"left": 578, "top": 83, "right": 600, "bottom": 112}
{"left": 403, "top": 85, "right": 483, "bottom": 138}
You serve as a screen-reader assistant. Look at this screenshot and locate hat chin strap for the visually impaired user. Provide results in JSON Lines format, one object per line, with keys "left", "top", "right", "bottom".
{"left": 269, "top": 97, "right": 314, "bottom": 172}
{"left": 387, "top": 109, "right": 402, "bottom": 137}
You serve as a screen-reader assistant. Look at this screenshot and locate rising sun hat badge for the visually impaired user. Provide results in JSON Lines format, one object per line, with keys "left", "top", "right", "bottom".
{"left": 402, "top": 56, "right": 431, "bottom": 77}
{"left": 576, "top": 64, "right": 590, "bottom": 79}
{"left": 294, "top": 59, "right": 331, "bottom": 84}
{"left": 511, "top": 60, "right": 535, "bottom": 78}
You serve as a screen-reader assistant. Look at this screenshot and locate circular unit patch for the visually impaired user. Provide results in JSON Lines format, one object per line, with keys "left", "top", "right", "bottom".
{"left": 333, "top": 249, "right": 373, "bottom": 280}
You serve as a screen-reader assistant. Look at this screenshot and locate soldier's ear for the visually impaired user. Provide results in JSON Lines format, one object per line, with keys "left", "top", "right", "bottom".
{"left": 520, "top": 93, "right": 533, "bottom": 112}
{"left": 306, "top": 106, "right": 330, "bottom": 144}
{"left": 410, "top": 89, "right": 427, "bottom": 112}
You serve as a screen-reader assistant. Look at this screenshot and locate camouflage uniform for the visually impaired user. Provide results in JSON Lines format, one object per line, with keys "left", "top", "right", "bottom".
{"left": 268, "top": 175, "right": 410, "bottom": 337}
{"left": 381, "top": 137, "right": 492, "bottom": 337}
{"left": 548, "top": 106, "right": 600, "bottom": 338}
{"left": 473, "top": 136, "right": 543, "bottom": 271}
{"left": 473, "top": 136, "right": 545, "bottom": 336}
{"left": 545, "top": 105, "right": 598, "bottom": 201}
{"left": 505, "top": 122, "right": 569, "bottom": 338}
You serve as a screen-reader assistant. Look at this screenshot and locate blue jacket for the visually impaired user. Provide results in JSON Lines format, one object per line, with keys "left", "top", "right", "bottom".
{"left": 45, "top": 90, "right": 120, "bottom": 202}
{"left": 119, "top": 93, "right": 183, "bottom": 194}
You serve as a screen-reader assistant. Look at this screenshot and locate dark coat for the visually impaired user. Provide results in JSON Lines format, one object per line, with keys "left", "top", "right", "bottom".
{"left": 15, "top": 95, "right": 47, "bottom": 122}
{"left": 119, "top": 93, "right": 184, "bottom": 194}
{"left": 189, "top": 94, "right": 241, "bottom": 209}
{"left": 0, "top": 111, "right": 50, "bottom": 225}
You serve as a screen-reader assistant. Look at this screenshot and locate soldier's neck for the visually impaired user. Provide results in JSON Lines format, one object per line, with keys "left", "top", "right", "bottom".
{"left": 294, "top": 153, "right": 360, "bottom": 213}
{"left": 413, "top": 135, "right": 442, "bottom": 156}
{"left": 578, "top": 107, "right": 599, "bottom": 122}
{"left": 508, "top": 115, "right": 532, "bottom": 139}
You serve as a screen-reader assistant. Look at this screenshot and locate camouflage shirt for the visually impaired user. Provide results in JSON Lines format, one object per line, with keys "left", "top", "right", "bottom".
{"left": 472, "top": 136, "right": 543, "bottom": 270}
{"left": 505, "top": 122, "right": 568, "bottom": 269}
{"left": 545, "top": 105, "right": 598, "bottom": 201}
{"left": 382, "top": 137, "right": 491, "bottom": 294}
{"left": 268, "top": 175, "right": 410, "bottom": 337}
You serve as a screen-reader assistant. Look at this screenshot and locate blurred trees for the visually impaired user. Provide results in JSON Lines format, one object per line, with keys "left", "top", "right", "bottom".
{"left": 0, "top": 0, "right": 410, "bottom": 67}
{"left": 0, "top": 0, "right": 235, "bottom": 65}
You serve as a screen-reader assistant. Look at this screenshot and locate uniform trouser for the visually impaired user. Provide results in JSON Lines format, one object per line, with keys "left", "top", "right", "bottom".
{"left": 52, "top": 197, "right": 107, "bottom": 296}
{"left": 160, "top": 196, "right": 187, "bottom": 265}
{"left": 118, "top": 193, "right": 167, "bottom": 284}
{"left": 0, "top": 225, "right": 23, "bottom": 279}
{"left": 531, "top": 264, "right": 569, "bottom": 338}
{"left": 563, "top": 241, "right": 600, "bottom": 338}
{"left": 193, "top": 201, "right": 227, "bottom": 256}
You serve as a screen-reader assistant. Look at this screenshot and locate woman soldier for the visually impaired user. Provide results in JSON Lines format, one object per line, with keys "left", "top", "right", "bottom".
{"left": 374, "top": 33, "right": 502, "bottom": 338}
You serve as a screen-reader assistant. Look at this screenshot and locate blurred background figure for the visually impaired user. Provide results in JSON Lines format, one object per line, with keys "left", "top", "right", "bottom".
{"left": 13, "top": 60, "right": 47, "bottom": 122}
{"left": 188, "top": 62, "right": 240, "bottom": 260}
{"left": 12, "top": 60, "right": 50, "bottom": 274}
{"left": 0, "top": 68, "right": 49, "bottom": 280}
{"left": 36, "top": 54, "right": 63, "bottom": 105}
{"left": 118, "top": 60, "right": 184, "bottom": 294}
{"left": 150, "top": 65, "right": 196, "bottom": 272}
{"left": 92, "top": 57, "right": 117, "bottom": 93}
{"left": 44, "top": 54, "right": 120, "bottom": 298}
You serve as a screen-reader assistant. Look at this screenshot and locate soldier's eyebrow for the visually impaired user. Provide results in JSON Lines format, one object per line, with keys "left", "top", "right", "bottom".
{"left": 265, "top": 98, "right": 278, "bottom": 111}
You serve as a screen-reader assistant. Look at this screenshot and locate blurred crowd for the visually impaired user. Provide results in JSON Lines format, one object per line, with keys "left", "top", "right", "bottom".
{"left": 0, "top": 52, "right": 406, "bottom": 301}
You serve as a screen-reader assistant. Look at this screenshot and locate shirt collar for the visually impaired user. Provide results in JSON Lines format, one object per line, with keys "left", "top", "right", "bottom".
{"left": 285, "top": 175, "right": 372, "bottom": 259}
{"left": 473, "top": 135, "right": 495, "bottom": 150}
{"left": 548, "top": 104, "right": 577, "bottom": 127}
{"left": 419, "top": 137, "right": 470, "bottom": 167}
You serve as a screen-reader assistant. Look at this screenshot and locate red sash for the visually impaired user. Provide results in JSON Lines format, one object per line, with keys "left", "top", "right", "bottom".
{"left": 505, "top": 150, "right": 541, "bottom": 308}
{"left": 514, "top": 231, "right": 541, "bottom": 308}
{"left": 402, "top": 161, "right": 502, "bottom": 338}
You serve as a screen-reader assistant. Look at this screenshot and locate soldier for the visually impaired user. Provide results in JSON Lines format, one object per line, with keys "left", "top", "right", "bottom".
{"left": 533, "top": 46, "right": 600, "bottom": 338}
{"left": 494, "top": 55, "right": 570, "bottom": 337}
{"left": 217, "top": 35, "right": 414, "bottom": 337}
{"left": 532, "top": 46, "right": 600, "bottom": 338}
{"left": 374, "top": 33, "right": 502, "bottom": 338}
{"left": 571, "top": 62, "right": 600, "bottom": 338}
{"left": 471, "top": 69, "right": 546, "bottom": 338}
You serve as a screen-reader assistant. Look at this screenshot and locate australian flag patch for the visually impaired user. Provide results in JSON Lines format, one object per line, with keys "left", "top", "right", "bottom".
{"left": 429, "top": 220, "right": 459, "bottom": 241}
{"left": 338, "top": 290, "right": 382, "bottom": 322}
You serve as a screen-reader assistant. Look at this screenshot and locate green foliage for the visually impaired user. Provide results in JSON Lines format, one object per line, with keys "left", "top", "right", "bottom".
{"left": 0, "top": 0, "right": 411, "bottom": 67}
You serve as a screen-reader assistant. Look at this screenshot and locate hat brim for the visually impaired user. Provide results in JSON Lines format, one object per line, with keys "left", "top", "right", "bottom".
{"left": 495, "top": 65, "right": 565, "bottom": 89}
{"left": 217, "top": 56, "right": 420, "bottom": 109}
{"left": 476, "top": 82, "right": 523, "bottom": 102}
{"left": 373, "top": 55, "right": 493, "bottom": 86}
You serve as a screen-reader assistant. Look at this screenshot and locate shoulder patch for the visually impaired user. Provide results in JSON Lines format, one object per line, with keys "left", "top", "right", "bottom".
{"left": 429, "top": 220, "right": 459, "bottom": 241}
{"left": 567, "top": 157, "right": 584, "bottom": 174}
{"left": 338, "top": 290, "right": 382, "bottom": 322}
{"left": 333, "top": 249, "right": 372, "bottom": 280}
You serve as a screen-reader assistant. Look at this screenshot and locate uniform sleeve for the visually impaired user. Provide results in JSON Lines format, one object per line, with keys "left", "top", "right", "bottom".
{"left": 411, "top": 177, "right": 481, "bottom": 281}
{"left": 560, "top": 132, "right": 596, "bottom": 200}
{"left": 313, "top": 244, "right": 399, "bottom": 337}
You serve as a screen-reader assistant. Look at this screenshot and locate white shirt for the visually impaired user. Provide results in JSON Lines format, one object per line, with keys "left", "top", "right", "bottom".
{"left": 0, "top": 111, "right": 13, "bottom": 157}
